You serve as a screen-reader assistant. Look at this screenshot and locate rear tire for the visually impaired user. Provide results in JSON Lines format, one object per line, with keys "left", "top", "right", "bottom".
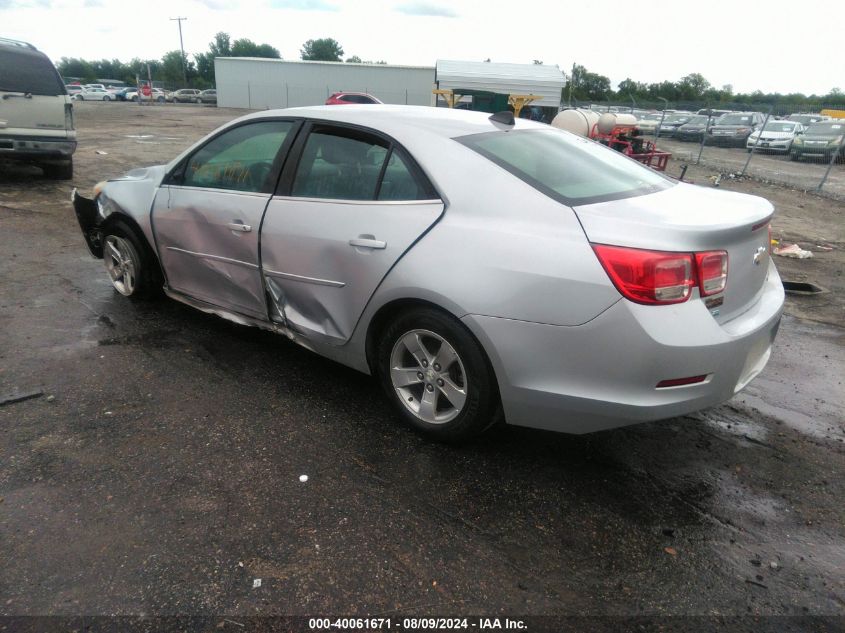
{"left": 377, "top": 308, "right": 500, "bottom": 443}
{"left": 101, "top": 220, "right": 161, "bottom": 300}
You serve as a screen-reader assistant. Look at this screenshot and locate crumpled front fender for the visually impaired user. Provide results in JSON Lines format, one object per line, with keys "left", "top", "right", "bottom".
{"left": 71, "top": 188, "right": 102, "bottom": 258}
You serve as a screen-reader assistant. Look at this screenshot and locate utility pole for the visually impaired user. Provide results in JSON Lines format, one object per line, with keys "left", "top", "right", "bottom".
{"left": 170, "top": 16, "right": 188, "bottom": 85}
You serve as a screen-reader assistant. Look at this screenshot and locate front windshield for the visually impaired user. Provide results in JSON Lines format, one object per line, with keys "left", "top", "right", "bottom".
{"left": 664, "top": 115, "right": 691, "bottom": 124}
{"left": 718, "top": 114, "right": 753, "bottom": 125}
{"left": 684, "top": 116, "right": 709, "bottom": 125}
{"left": 762, "top": 122, "right": 797, "bottom": 132}
{"left": 806, "top": 122, "right": 844, "bottom": 136}
{"left": 639, "top": 114, "right": 662, "bottom": 121}
{"left": 457, "top": 128, "right": 672, "bottom": 206}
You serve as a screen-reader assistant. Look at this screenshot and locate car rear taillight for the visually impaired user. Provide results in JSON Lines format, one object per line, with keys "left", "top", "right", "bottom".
{"left": 695, "top": 251, "right": 728, "bottom": 296}
{"left": 592, "top": 244, "right": 729, "bottom": 306}
{"left": 591, "top": 245, "right": 695, "bottom": 305}
{"left": 65, "top": 103, "right": 75, "bottom": 131}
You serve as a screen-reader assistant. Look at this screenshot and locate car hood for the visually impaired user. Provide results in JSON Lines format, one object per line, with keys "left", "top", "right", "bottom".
{"left": 801, "top": 134, "right": 840, "bottom": 142}
{"left": 752, "top": 131, "right": 795, "bottom": 138}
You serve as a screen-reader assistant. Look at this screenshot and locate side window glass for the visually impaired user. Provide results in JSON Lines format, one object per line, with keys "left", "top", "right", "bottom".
{"left": 292, "top": 129, "right": 388, "bottom": 200}
{"left": 377, "top": 150, "right": 430, "bottom": 201}
{"left": 182, "top": 121, "right": 293, "bottom": 192}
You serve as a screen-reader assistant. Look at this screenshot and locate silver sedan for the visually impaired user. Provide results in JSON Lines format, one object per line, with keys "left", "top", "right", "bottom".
{"left": 73, "top": 105, "right": 784, "bottom": 441}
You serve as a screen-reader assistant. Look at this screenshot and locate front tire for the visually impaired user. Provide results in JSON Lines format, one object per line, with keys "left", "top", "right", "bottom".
{"left": 377, "top": 308, "right": 500, "bottom": 442}
{"left": 101, "top": 220, "right": 161, "bottom": 299}
{"left": 103, "top": 95, "right": 111, "bottom": 101}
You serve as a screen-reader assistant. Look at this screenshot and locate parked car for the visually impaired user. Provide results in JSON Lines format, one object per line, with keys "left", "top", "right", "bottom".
{"left": 325, "top": 92, "right": 383, "bottom": 105}
{"left": 656, "top": 113, "right": 694, "bottom": 137}
{"left": 72, "top": 106, "right": 784, "bottom": 441}
{"left": 697, "top": 108, "right": 731, "bottom": 119}
{"left": 167, "top": 88, "right": 201, "bottom": 103}
{"left": 635, "top": 113, "right": 663, "bottom": 134}
{"left": 0, "top": 36, "right": 76, "bottom": 179}
{"left": 65, "top": 84, "right": 82, "bottom": 95}
{"left": 675, "top": 115, "right": 713, "bottom": 142}
{"left": 113, "top": 87, "right": 134, "bottom": 101}
{"left": 786, "top": 113, "right": 829, "bottom": 127}
{"left": 74, "top": 87, "right": 113, "bottom": 101}
{"left": 746, "top": 120, "right": 804, "bottom": 153}
{"left": 197, "top": 89, "right": 217, "bottom": 104}
{"left": 790, "top": 121, "right": 845, "bottom": 162}
{"left": 125, "top": 88, "right": 166, "bottom": 102}
{"left": 705, "top": 112, "right": 765, "bottom": 147}
{"left": 84, "top": 83, "right": 107, "bottom": 91}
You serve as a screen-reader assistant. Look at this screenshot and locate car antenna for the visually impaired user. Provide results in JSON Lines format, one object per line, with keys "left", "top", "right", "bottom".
{"left": 489, "top": 111, "right": 515, "bottom": 126}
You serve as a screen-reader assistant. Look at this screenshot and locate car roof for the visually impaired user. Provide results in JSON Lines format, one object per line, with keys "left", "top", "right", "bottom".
{"left": 235, "top": 104, "right": 548, "bottom": 140}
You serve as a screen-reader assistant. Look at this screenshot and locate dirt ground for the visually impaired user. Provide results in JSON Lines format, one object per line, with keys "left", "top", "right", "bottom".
{"left": 0, "top": 103, "right": 843, "bottom": 632}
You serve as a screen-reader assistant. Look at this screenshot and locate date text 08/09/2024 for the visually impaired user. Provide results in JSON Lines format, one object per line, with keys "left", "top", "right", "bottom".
{"left": 309, "top": 618, "right": 528, "bottom": 630}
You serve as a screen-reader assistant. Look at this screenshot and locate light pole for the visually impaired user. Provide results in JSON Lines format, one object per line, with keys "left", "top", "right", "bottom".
{"left": 170, "top": 16, "right": 187, "bottom": 85}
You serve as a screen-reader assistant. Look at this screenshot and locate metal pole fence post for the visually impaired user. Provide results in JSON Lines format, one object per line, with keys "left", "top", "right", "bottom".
{"left": 405, "top": 89, "right": 408, "bottom": 105}
{"left": 655, "top": 97, "right": 668, "bottom": 141}
{"left": 817, "top": 132, "right": 845, "bottom": 192}
{"left": 285, "top": 83, "right": 289, "bottom": 108}
{"left": 741, "top": 103, "right": 773, "bottom": 177}
{"left": 248, "top": 81, "right": 251, "bottom": 109}
{"left": 696, "top": 103, "right": 712, "bottom": 165}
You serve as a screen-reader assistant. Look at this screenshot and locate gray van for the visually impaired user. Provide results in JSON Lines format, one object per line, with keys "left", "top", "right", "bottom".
{"left": 0, "top": 37, "right": 76, "bottom": 179}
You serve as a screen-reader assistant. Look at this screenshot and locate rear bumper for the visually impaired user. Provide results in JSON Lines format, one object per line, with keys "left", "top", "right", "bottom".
{"left": 0, "top": 136, "right": 76, "bottom": 161}
{"left": 463, "top": 261, "right": 784, "bottom": 434}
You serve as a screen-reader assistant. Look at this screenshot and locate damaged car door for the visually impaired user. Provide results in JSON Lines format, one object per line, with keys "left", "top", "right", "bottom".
{"left": 260, "top": 123, "right": 443, "bottom": 344}
{"left": 152, "top": 119, "right": 298, "bottom": 320}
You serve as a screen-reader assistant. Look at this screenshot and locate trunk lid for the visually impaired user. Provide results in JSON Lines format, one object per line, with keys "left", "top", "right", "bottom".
{"left": 0, "top": 94, "right": 71, "bottom": 138}
{"left": 573, "top": 182, "right": 774, "bottom": 324}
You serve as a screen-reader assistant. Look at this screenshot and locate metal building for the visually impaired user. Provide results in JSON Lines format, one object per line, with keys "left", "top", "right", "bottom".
{"left": 214, "top": 57, "right": 435, "bottom": 109}
{"left": 435, "top": 60, "right": 566, "bottom": 108}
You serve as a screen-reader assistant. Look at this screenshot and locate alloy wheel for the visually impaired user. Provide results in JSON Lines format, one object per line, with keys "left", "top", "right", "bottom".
{"left": 103, "top": 235, "right": 137, "bottom": 296}
{"left": 389, "top": 329, "right": 468, "bottom": 424}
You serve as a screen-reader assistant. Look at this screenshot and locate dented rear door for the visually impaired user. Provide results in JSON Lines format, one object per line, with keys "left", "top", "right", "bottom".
{"left": 260, "top": 123, "right": 443, "bottom": 345}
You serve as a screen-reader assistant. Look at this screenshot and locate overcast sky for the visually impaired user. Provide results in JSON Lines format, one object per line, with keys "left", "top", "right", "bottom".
{"left": 1, "top": 0, "right": 840, "bottom": 95}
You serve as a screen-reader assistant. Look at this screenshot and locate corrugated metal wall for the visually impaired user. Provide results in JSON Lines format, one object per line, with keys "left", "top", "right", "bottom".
{"left": 215, "top": 58, "right": 435, "bottom": 109}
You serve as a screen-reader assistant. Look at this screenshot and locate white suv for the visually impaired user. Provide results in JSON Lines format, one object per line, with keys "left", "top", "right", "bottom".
{"left": 0, "top": 37, "right": 76, "bottom": 179}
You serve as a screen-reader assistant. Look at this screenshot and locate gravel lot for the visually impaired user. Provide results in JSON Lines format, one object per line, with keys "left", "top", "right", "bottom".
{"left": 1, "top": 103, "right": 843, "bottom": 631}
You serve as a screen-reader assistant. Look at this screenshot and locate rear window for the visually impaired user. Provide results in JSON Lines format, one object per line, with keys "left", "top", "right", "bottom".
{"left": 0, "top": 46, "right": 65, "bottom": 96}
{"left": 457, "top": 128, "right": 672, "bottom": 206}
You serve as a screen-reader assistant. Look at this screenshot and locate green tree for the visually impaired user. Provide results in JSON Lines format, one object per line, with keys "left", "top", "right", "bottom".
{"left": 346, "top": 55, "right": 362, "bottom": 63}
{"left": 209, "top": 32, "right": 231, "bottom": 57}
{"left": 160, "top": 50, "right": 195, "bottom": 87}
{"left": 300, "top": 38, "right": 344, "bottom": 62}
{"left": 677, "top": 73, "right": 711, "bottom": 100}
{"left": 231, "top": 38, "right": 281, "bottom": 58}
{"left": 57, "top": 57, "right": 97, "bottom": 82}
{"left": 567, "top": 64, "right": 611, "bottom": 101}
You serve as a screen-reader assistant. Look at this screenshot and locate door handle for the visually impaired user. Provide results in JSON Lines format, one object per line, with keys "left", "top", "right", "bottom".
{"left": 349, "top": 237, "right": 386, "bottom": 249}
{"left": 227, "top": 222, "right": 252, "bottom": 233}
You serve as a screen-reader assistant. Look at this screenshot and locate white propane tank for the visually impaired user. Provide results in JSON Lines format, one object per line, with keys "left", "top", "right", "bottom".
{"left": 551, "top": 109, "right": 601, "bottom": 138}
{"left": 597, "top": 113, "right": 638, "bottom": 134}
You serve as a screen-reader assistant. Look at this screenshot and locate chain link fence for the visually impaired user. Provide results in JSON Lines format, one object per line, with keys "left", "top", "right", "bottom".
{"left": 577, "top": 100, "right": 845, "bottom": 198}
